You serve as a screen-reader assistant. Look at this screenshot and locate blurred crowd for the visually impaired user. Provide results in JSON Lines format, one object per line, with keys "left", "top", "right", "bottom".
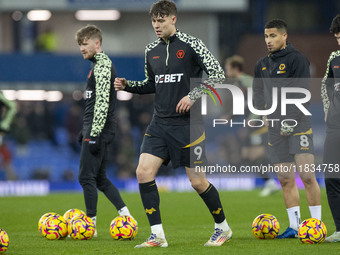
{"left": 0, "top": 93, "right": 156, "bottom": 180}
{"left": 0, "top": 55, "right": 270, "bottom": 181}
{"left": 0, "top": 55, "right": 289, "bottom": 184}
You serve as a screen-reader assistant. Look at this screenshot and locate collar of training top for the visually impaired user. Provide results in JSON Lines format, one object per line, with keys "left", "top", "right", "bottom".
{"left": 90, "top": 51, "right": 105, "bottom": 62}
{"left": 160, "top": 29, "right": 179, "bottom": 44}
{"left": 268, "top": 42, "right": 294, "bottom": 59}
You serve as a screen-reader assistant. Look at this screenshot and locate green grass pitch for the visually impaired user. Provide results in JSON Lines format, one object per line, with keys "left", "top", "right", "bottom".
{"left": 0, "top": 189, "right": 339, "bottom": 255}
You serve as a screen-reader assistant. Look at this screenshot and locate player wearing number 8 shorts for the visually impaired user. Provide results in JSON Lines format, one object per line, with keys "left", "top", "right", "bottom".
{"left": 253, "top": 19, "right": 321, "bottom": 239}
{"left": 114, "top": 0, "right": 232, "bottom": 247}
{"left": 267, "top": 124, "right": 313, "bottom": 164}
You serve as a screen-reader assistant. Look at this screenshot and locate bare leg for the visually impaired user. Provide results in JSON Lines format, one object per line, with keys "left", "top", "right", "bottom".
{"left": 136, "top": 153, "right": 163, "bottom": 183}
{"left": 295, "top": 153, "right": 321, "bottom": 206}
{"left": 276, "top": 162, "right": 299, "bottom": 208}
{"left": 185, "top": 167, "right": 209, "bottom": 193}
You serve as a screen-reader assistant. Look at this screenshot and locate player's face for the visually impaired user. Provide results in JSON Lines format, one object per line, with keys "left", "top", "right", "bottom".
{"left": 151, "top": 14, "right": 177, "bottom": 41}
{"left": 225, "top": 63, "right": 238, "bottom": 78}
{"left": 264, "top": 28, "right": 287, "bottom": 53}
{"left": 79, "top": 38, "right": 99, "bottom": 59}
{"left": 334, "top": 32, "right": 340, "bottom": 46}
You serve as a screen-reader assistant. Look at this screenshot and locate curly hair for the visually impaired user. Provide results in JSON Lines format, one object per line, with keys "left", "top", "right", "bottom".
{"left": 330, "top": 14, "right": 340, "bottom": 34}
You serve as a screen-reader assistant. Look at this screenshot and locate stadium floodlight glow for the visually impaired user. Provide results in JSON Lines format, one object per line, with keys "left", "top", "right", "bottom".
{"left": 12, "top": 11, "right": 23, "bottom": 21}
{"left": 1, "top": 90, "right": 63, "bottom": 102}
{"left": 75, "top": 10, "right": 121, "bottom": 21}
{"left": 27, "top": 10, "right": 52, "bottom": 21}
{"left": 46, "top": 91, "right": 63, "bottom": 102}
{"left": 16, "top": 90, "right": 46, "bottom": 101}
{"left": 2, "top": 90, "right": 16, "bottom": 100}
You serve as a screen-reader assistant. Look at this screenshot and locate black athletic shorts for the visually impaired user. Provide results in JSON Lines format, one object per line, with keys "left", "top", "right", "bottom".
{"left": 268, "top": 128, "right": 314, "bottom": 164}
{"left": 140, "top": 120, "right": 206, "bottom": 168}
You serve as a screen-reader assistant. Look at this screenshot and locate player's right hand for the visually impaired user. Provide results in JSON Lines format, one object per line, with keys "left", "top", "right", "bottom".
{"left": 262, "top": 116, "right": 269, "bottom": 127}
{"left": 114, "top": 78, "right": 127, "bottom": 91}
{"left": 324, "top": 110, "right": 328, "bottom": 123}
{"left": 89, "top": 136, "right": 100, "bottom": 155}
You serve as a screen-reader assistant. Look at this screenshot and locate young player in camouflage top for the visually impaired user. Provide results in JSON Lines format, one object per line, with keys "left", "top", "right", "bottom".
{"left": 75, "top": 25, "right": 134, "bottom": 236}
{"left": 115, "top": 0, "right": 232, "bottom": 248}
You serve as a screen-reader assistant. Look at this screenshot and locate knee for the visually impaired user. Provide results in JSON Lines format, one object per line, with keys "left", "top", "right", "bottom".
{"left": 97, "top": 178, "right": 110, "bottom": 192}
{"left": 190, "top": 178, "right": 209, "bottom": 193}
{"left": 279, "top": 178, "right": 295, "bottom": 189}
{"left": 78, "top": 171, "right": 95, "bottom": 187}
{"left": 301, "top": 177, "right": 317, "bottom": 187}
{"left": 78, "top": 176, "right": 96, "bottom": 191}
{"left": 78, "top": 174, "right": 87, "bottom": 186}
{"left": 136, "top": 163, "right": 153, "bottom": 183}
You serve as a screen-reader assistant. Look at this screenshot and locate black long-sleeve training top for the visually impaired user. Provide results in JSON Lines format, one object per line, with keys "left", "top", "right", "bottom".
{"left": 124, "top": 30, "right": 225, "bottom": 125}
{"left": 83, "top": 52, "right": 116, "bottom": 136}
{"left": 253, "top": 43, "right": 311, "bottom": 131}
{"left": 321, "top": 50, "right": 340, "bottom": 128}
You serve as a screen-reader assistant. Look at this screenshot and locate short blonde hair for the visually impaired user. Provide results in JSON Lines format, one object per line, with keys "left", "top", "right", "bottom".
{"left": 75, "top": 24, "right": 102, "bottom": 45}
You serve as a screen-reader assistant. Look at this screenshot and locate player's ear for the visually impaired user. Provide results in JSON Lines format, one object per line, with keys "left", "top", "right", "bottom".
{"left": 172, "top": 15, "right": 177, "bottom": 25}
{"left": 95, "top": 39, "right": 101, "bottom": 48}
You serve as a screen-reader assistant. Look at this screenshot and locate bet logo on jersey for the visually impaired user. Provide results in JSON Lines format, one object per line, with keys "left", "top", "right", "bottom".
{"left": 155, "top": 73, "right": 184, "bottom": 84}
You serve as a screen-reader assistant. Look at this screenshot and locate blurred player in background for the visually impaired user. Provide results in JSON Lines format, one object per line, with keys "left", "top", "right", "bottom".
{"left": 225, "top": 55, "right": 279, "bottom": 197}
{"left": 321, "top": 14, "right": 340, "bottom": 243}
{"left": 253, "top": 19, "right": 321, "bottom": 238}
{"left": 115, "top": 0, "right": 232, "bottom": 248}
{"left": 0, "top": 91, "right": 17, "bottom": 180}
{"left": 225, "top": 55, "right": 253, "bottom": 90}
{"left": 75, "top": 25, "right": 134, "bottom": 237}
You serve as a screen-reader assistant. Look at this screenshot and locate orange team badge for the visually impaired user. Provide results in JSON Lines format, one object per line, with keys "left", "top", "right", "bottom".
{"left": 176, "top": 50, "right": 185, "bottom": 59}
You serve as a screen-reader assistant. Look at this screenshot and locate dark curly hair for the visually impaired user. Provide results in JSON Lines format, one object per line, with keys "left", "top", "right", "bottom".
{"left": 330, "top": 14, "right": 340, "bottom": 34}
{"left": 149, "top": 0, "right": 177, "bottom": 18}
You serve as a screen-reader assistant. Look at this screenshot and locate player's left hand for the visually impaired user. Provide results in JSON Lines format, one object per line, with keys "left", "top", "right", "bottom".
{"left": 176, "top": 96, "right": 194, "bottom": 114}
{"left": 280, "top": 122, "right": 293, "bottom": 136}
{"left": 262, "top": 116, "right": 269, "bottom": 127}
{"left": 280, "top": 131, "right": 290, "bottom": 136}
